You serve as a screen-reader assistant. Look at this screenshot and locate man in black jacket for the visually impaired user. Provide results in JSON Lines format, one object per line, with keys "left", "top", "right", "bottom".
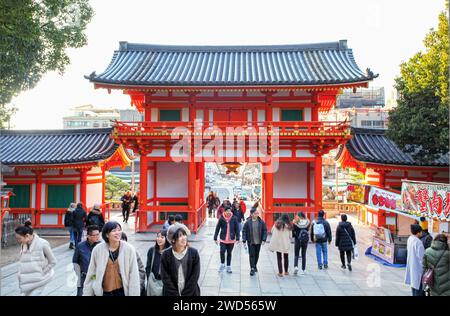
{"left": 310, "top": 210, "right": 332, "bottom": 270}
{"left": 71, "top": 203, "right": 87, "bottom": 247}
{"left": 73, "top": 225, "right": 100, "bottom": 296}
{"left": 242, "top": 208, "right": 267, "bottom": 276}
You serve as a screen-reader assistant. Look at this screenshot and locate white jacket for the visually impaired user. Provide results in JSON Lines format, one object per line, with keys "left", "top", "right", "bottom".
{"left": 405, "top": 235, "right": 425, "bottom": 290}
{"left": 269, "top": 226, "right": 292, "bottom": 253}
{"left": 83, "top": 241, "right": 140, "bottom": 296}
{"left": 18, "top": 235, "right": 56, "bottom": 293}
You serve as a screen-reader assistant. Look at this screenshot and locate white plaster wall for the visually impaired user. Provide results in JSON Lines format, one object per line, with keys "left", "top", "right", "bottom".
{"left": 86, "top": 183, "right": 103, "bottom": 208}
{"left": 76, "top": 184, "right": 80, "bottom": 203}
{"left": 273, "top": 150, "right": 292, "bottom": 158}
{"left": 44, "top": 170, "right": 59, "bottom": 176}
{"left": 310, "top": 166, "right": 315, "bottom": 197}
{"left": 258, "top": 110, "right": 265, "bottom": 121}
{"left": 147, "top": 169, "right": 154, "bottom": 200}
{"left": 63, "top": 170, "right": 78, "bottom": 175}
{"left": 40, "top": 184, "right": 45, "bottom": 209}
{"left": 304, "top": 108, "right": 311, "bottom": 121}
{"left": 248, "top": 110, "right": 252, "bottom": 122}
{"left": 88, "top": 167, "right": 102, "bottom": 174}
{"left": 156, "top": 162, "right": 188, "bottom": 198}
{"left": 196, "top": 110, "right": 204, "bottom": 121}
{"left": 273, "top": 108, "right": 280, "bottom": 122}
{"left": 40, "top": 214, "right": 58, "bottom": 225}
{"left": 31, "top": 183, "right": 36, "bottom": 208}
{"left": 209, "top": 110, "right": 214, "bottom": 124}
{"left": 273, "top": 162, "right": 307, "bottom": 198}
{"left": 296, "top": 150, "right": 315, "bottom": 158}
{"left": 148, "top": 149, "right": 166, "bottom": 157}
{"left": 182, "top": 108, "right": 189, "bottom": 122}
{"left": 151, "top": 108, "right": 158, "bottom": 122}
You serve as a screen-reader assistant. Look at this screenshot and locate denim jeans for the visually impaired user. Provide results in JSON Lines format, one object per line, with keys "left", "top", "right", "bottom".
{"left": 412, "top": 284, "right": 425, "bottom": 296}
{"left": 315, "top": 242, "right": 328, "bottom": 267}
{"left": 69, "top": 227, "right": 75, "bottom": 243}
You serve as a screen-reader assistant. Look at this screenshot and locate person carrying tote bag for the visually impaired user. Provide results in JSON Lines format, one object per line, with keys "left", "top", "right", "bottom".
{"left": 146, "top": 229, "right": 170, "bottom": 296}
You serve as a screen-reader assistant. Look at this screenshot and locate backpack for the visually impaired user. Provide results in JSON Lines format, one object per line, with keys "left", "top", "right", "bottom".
{"left": 89, "top": 214, "right": 101, "bottom": 227}
{"left": 299, "top": 229, "right": 309, "bottom": 242}
{"left": 64, "top": 211, "right": 73, "bottom": 227}
{"left": 313, "top": 222, "right": 326, "bottom": 239}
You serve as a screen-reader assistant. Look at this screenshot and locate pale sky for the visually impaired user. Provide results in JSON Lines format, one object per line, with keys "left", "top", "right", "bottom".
{"left": 9, "top": 0, "right": 445, "bottom": 129}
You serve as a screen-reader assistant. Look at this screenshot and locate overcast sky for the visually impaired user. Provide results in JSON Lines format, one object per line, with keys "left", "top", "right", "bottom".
{"left": 9, "top": 0, "right": 445, "bottom": 129}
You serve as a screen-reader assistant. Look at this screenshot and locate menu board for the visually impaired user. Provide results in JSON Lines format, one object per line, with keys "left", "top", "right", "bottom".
{"left": 371, "top": 237, "right": 395, "bottom": 264}
{"left": 346, "top": 183, "right": 368, "bottom": 204}
{"left": 402, "top": 180, "right": 450, "bottom": 222}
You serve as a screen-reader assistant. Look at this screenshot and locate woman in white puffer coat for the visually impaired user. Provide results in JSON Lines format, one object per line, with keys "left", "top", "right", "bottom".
{"left": 15, "top": 221, "right": 57, "bottom": 296}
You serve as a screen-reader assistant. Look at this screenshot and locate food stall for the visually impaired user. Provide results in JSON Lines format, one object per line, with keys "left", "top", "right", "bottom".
{"left": 345, "top": 183, "right": 370, "bottom": 223}
{"left": 402, "top": 180, "right": 450, "bottom": 237}
{"left": 367, "top": 186, "right": 410, "bottom": 264}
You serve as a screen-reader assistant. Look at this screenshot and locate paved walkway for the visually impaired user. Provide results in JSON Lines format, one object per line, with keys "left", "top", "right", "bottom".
{"left": 0, "top": 212, "right": 411, "bottom": 296}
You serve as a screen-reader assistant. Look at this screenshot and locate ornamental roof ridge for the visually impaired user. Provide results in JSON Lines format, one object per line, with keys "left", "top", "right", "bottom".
{"left": 118, "top": 40, "right": 349, "bottom": 52}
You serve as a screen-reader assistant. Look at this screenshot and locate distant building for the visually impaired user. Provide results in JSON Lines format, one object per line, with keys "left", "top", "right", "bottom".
{"left": 119, "top": 109, "right": 144, "bottom": 122}
{"left": 63, "top": 105, "right": 120, "bottom": 129}
{"left": 336, "top": 87, "right": 385, "bottom": 108}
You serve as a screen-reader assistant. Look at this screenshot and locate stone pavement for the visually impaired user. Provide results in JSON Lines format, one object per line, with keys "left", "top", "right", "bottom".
{"left": 0, "top": 212, "right": 411, "bottom": 296}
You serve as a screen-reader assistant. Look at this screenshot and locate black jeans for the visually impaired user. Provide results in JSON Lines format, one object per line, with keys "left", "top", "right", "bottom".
{"left": 220, "top": 243, "right": 234, "bottom": 266}
{"left": 103, "top": 287, "right": 125, "bottom": 296}
{"left": 340, "top": 250, "right": 352, "bottom": 266}
{"left": 276, "top": 252, "right": 289, "bottom": 274}
{"left": 412, "top": 284, "right": 425, "bottom": 296}
{"left": 248, "top": 244, "right": 262, "bottom": 269}
{"left": 294, "top": 240, "right": 308, "bottom": 271}
{"left": 122, "top": 206, "right": 130, "bottom": 221}
{"left": 73, "top": 228, "right": 83, "bottom": 247}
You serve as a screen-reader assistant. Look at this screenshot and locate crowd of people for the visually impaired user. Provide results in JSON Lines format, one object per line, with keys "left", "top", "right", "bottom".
{"left": 12, "top": 192, "right": 449, "bottom": 297}
{"left": 405, "top": 218, "right": 450, "bottom": 296}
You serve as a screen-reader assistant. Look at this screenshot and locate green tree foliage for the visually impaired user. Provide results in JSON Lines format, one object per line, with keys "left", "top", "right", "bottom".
{"left": 0, "top": 0, "right": 93, "bottom": 129}
{"left": 105, "top": 174, "right": 130, "bottom": 200}
{"left": 387, "top": 2, "right": 449, "bottom": 164}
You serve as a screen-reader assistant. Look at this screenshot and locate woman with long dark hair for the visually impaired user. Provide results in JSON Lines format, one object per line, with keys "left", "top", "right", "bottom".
{"left": 269, "top": 214, "right": 293, "bottom": 277}
{"left": 160, "top": 224, "right": 201, "bottom": 296}
{"left": 15, "top": 221, "right": 56, "bottom": 296}
{"left": 146, "top": 229, "right": 171, "bottom": 296}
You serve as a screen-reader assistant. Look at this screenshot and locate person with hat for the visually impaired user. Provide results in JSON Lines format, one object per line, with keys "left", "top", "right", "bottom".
{"left": 419, "top": 217, "right": 432, "bottom": 250}
{"left": 242, "top": 206, "right": 267, "bottom": 276}
{"left": 160, "top": 223, "right": 200, "bottom": 296}
{"left": 214, "top": 206, "right": 240, "bottom": 273}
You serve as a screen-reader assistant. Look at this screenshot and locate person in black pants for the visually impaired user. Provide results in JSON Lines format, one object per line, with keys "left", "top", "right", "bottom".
{"left": 292, "top": 212, "right": 310, "bottom": 275}
{"left": 71, "top": 203, "right": 87, "bottom": 247}
{"left": 242, "top": 207, "right": 267, "bottom": 276}
{"left": 120, "top": 191, "right": 133, "bottom": 223}
{"left": 335, "top": 214, "right": 356, "bottom": 271}
{"left": 214, "top": 207, "right": 240, "bottom": 273}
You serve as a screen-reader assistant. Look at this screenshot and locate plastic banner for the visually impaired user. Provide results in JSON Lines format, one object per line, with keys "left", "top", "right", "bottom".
{"left": 401, "top": 180, "right": 450, "bottom": 222}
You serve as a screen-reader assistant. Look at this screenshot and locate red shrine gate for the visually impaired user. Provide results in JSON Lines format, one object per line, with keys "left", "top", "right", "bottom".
{"left": 88, "top": 40, "right": 376, "bottom": 232}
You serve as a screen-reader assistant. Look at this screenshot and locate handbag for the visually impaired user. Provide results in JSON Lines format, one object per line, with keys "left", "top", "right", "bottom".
{"left": 422, "top": 249, "right": 446, "bottom": 289}
{"left": 146, "top": 249, "right": 163, "bottom": 296}
{"left": 343, "top": 227, "right": 358, "bottom": 259}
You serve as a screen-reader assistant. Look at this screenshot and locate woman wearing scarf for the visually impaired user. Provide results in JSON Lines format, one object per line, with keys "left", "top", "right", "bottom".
{"left": 214, "top": 207, "right": 240, "bottom": 273}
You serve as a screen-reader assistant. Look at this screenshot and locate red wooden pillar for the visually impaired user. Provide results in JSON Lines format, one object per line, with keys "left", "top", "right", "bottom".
{"left": 139, "top": 155, "right": 148, "bottom": 231}
{"left": 188, "top": 161, "right": 196, "bottom": 232}
{"left": 101, "top": 166, "right": 106, "bottom": 206}
{"left": 264, "top": 166, "right": 274, "bottom": 229}
{"left": 79, "top": 169, "right": 87, "bottom": 207}
{"left": 314, "top": 155, "right": 323, "bottom": 214}
{"left": 33, "top": 170, "right": 44, "bottom": 227}
{"left": 312, "top": 92, "right": 319, "bottom": 121}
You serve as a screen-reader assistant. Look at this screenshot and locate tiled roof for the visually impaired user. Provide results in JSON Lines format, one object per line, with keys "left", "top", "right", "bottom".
{"left": 341, "top": 128, "right": 449, "bottom": 167}
{"left": 0, "top": 128, "right": 120, "bottom": 165}
{"left": 87, "top": 40, "right": 376, "bottom": 87}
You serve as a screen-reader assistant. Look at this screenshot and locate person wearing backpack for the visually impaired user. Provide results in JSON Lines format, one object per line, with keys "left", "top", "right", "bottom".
{"left": 64, "top": 203, "right": 76, "bottom": 249}
{"left": 86, "top": 203, "right": 105, "bottom": 233}
{"left": 310, "top": 210, "right": 332, "bottom": 270}
{"left": 292, "top": 212, "right": 310, "bottom": 275}
{"left": 335, "top": 214, "right": 356, "bottom": 271}
{"left": 422, "top": 234, "right": 450, "bottom": 296}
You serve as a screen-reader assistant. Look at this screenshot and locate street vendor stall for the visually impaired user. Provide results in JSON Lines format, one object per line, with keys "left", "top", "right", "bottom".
{"left": 401, "top": 180, "right": 450, "bottom": 237}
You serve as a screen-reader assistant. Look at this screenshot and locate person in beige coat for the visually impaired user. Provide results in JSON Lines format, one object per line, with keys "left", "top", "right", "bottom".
{"left": 15, "top": 221, "right": 57, "bottom": 296}
{"left": 83, "top": 221, "right": 140, "bottom": 296}
{"left": 269, "top": 214, "right": 293, "bottom": 277}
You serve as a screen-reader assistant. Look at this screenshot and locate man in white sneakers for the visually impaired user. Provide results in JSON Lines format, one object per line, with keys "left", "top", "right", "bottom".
{"left": 310, "top": 210, "right": 332, "bottom": 270}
